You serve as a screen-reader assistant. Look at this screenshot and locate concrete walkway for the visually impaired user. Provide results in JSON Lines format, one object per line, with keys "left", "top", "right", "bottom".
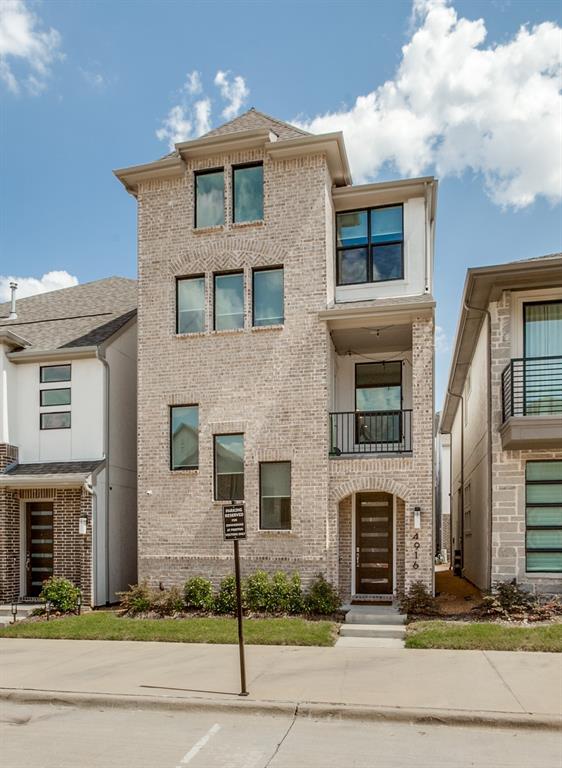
{"left": 0, "top": 639, "right": 560, "bottom": 727}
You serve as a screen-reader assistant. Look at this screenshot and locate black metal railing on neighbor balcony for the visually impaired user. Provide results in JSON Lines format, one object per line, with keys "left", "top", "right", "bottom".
{"left": 502, "top": 356, "right": 562, "bottom": 421}
{"left": 329, "top": 410, "right": 412, "bottom": 455}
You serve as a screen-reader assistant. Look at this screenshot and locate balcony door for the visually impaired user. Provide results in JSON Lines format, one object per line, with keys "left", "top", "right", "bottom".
{"left": 355, "top": 361, "right": 402, "bottom": 444}
{"left": 523, "top": 301, "right": 562, "bottom": 415}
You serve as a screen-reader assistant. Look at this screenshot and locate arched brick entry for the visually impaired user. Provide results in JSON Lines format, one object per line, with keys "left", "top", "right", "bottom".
{"left": 330, "top": 475, "right": 411, "bottom": 505}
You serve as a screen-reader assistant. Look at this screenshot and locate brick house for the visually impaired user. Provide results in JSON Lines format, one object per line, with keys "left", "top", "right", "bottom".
{"left": 0, "top": 278, "right": 138, "bottom": 605}
{"left": 116, "top": 109, "right": 437, "bottom": 602}
{"left": 440, "top": 254, "right": 562, "bottom": 594}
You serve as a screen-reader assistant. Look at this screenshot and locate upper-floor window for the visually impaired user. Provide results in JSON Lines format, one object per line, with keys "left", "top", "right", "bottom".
{"left": 214, "top": 433, "right": 244, "bottom": 500}
{"left": 253, "top": 267, "right": 284, "bottom": 326}
{"left": 40, "top": 364, "right": 71, "bottom": 383}
{"left": 40, "top": 412, "right": 71, "bottom": 430}
{"left": 355, "top": 361, "right": 402, "bottom": 443}
{"left": 214, "top": 272, "right": 244, "bottom": 331}
{"left": 170, "top": 405, "right": 199, "bottom": 470}
{"left": 524, "top": 300, "right": 562, "bottom": 358}
{"left": 177, "top": 276, "right": 205, "bottom": 334}
{"left": 336, "top": 205, "right": 403, "bottom": 286}
{"left": 195, "top": 169, "right": 224, "bottom": 228}
{"left": 40, "top": 388, "right": 71, "bottom": 407}
{"left": 233, "top": 163, "right": 263, "bottom": 223}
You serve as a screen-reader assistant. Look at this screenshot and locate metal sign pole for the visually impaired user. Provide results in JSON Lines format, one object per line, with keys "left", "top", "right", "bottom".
{"left": 233, "top": 538, "right": 248, "bottom": 697}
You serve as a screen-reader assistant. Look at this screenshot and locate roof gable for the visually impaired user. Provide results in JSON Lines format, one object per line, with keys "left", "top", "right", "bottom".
{"left": 202, "top": 108, "right": 309, "bottom": 141}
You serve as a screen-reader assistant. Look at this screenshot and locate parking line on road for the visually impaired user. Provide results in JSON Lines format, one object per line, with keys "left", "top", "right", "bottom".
{"left": 176, "top": 723, "right": 221, "bottom": 766}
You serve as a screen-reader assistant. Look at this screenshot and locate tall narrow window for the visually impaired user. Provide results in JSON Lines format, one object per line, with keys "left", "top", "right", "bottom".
{"left": 40, "top": 364, "right": 71, "bottom": 383}
{"left": 526, "top": 461, "right": 562, "bottom": 573}
{"left": 170, "top": 406, "right": 199, "bottom": 470}
{"left": 233, "top": 163, "right": 263, "bottom": 223}
{"left": 336, "top": 205, "right": 403, "bottom": 286}
{"left": 214, "top": 272, "right": 244, "bottom": 330}
{"left": 523, "top": 301, "right": 562, "bottom": 415}
{"left": 40, "top": 388, "right": 71, "bottom": 407}
{"left": 214, "top": 434, "right": 244, "bottom": 500}
{"left": 260, "top": 462, "right": 291, "bottom": 530}
{"left": 253, "top": 267, "right": 284, "bottom": 326}
{"left": 195, "top": 169, "right": 224, "bottom": 228}
{"left": 355, "top": 361, "right": 402, "bottom": 443}
{"left": 177, "top": 276, "right": 205, "bottom": 334}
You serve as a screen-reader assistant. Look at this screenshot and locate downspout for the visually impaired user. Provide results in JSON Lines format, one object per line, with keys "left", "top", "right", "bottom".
{"left": 96, "top": 346, "right": 111, "bottom": 604}
{"left": 424, "top": 183, "right": 431, "bottom": 294}
{"left": 464, "top": 301, "right": 493, "bottom": 591}
{"left": 445, "top": 390, "right": 463, "bottom": 573}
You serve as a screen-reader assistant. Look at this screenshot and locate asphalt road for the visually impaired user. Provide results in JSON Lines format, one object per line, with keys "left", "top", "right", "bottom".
{"left": 1, "top": 701, "right": 560, "bottom": 768}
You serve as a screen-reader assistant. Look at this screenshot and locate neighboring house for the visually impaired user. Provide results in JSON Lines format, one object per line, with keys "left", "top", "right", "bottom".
{"left": 440, "top": 254, "right": 562, "bottom": 595}
{"left": 435, "top": 419, "right": 451, "bottom": 562}
{"left": 0, "top": 277, "right": 138, "bottom": 606}
{"left": 115, "top": 108, "right": 436, "bottom": 603}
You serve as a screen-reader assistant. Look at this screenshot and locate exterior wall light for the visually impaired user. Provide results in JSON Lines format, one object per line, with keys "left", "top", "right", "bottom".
{"left": 414, "top": 506, "right": 421, "bottom": 529}
{"left": 79, "top": 516, "right": 88, "bottom": 536}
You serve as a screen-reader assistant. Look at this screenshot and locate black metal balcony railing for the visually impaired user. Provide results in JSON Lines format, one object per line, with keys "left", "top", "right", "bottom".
{"left": 329, "top": 410, "right": 412, "bottom": 455}
{"left": 502, "top": 356, "right": 562, "bottom": 421}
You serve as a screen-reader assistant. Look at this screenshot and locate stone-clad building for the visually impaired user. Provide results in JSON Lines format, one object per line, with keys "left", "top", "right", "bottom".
{"left": 116, "top": 109, "right": 437, "bottom": 602}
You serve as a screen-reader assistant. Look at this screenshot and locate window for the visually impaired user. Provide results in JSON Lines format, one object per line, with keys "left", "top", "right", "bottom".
{"left": 214, "top": 272, "right": 244, "bottom": 330}
{"left": 40, "top": 412, "right": 71, "bottom": 430}
{"left": 170, "top": 406, "right": 199, "bottom": 470}
{"left": 336, "top": 205, "right": 403, "bottom": 286}
{"left": 214, "top": 434, "right": 244, "bottom": 501}
{"left": 523, "top": 301, "right": 562, "bottom": 415}
{"left": 40, "top": 388, "right": 71, "bottom": 407}
{"left": 40, "top": 364, "right": 71, "bottom": 383}
{"left": 526, "top": 461, "right": 562, "bottom": 573}
{"left": 260, "top": 462, "right": 291, "bottom": 530}
{"left": 253, "top": 267, "right": 284, "bottom": 326}
{"left": 177, "top": 276, "right": 205, "bottom": 334}
{"left": 355, "top": 361, "right": 402, "bottom": 443}
{"left": 233, "top": 163, "right": 263, "bottom": 223}
{"left": 195, "top": 169, "right": 224, "bottom": 228}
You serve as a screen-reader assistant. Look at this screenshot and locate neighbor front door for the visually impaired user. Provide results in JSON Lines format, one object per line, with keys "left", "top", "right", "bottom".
{"left": 355, "top": 492, "right": 393, "bottom": 595}
{"left": 26, "top": 502, "right": 54, "bottom": 597}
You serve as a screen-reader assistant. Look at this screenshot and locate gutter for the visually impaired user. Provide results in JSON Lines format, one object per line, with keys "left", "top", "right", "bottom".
{"left": 0, "top": 474, "right": 91, "bottom": 488}
{"left": 96, "top": 344, "right": 111, "bottom": 604}
{"left": 7, "top": 346, "right": 98, "bottom": 363}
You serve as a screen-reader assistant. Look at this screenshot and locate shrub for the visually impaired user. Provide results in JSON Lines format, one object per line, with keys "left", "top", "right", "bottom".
{"left": 479, "top": 580, "right": 536, "bottom": 621}
{"left": 152, "top": 585, "right": 185, "bottom": 617}
{"left": 214, "top": 575, "right": 242, "bottom": 615}
{"left": 399, "top": 581, "right": 439, "bottom": 616}
{"left": 40, "top": 577, "right": 81, "bottom": 614}
{"left": 304, "top": 574, "right": 340, "bottom": 616}
{"left": 118, "top": 582, "right": 153, "bottom": 615}
{"left": 270, "top": 571, "right": 304, "bottom": 615}
{"left": 245, "top": 570, "right": 272, "bottom": 613}
{"left": 184, "top": 577, "right": 214, "bottom": 611}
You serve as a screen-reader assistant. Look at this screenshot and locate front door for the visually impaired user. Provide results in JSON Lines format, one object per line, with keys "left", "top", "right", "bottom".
{"left": 355, "top": 492, "right": 393, "bottom": 595}
{"left": 26, "top": 502, "right": 54, "bottom": 597}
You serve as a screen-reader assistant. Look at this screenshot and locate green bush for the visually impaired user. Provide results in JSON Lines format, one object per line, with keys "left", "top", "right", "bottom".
{"left": 245, "top": 570, "right": 272, "bottom": 612}
{"left": 214, "top": 575, "right": 242, "bottom": 615}
{"left": 39, "top": 577, "right": 81, "bottom": 614}
{"left": 118, "top": 582, "right": 153, "bottom": 615}
{"left": 399, "top": 581, "right": 439, "bottom": 616}
{"left": 152, "top": 586, "right": 185, "bottom": 616}
{"left": 270, "top": 571, "right": 304, "bottom": 614}
{"left": 480, "top": 580, "right": 536, "bottom": 621}
{"left": 304, "top": 574, "right": 340, "bottom": 616}
{"left": 184, "top": 577, "right": 214, "bottom": 611}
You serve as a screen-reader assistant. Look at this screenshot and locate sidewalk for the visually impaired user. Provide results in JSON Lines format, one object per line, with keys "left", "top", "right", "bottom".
{"left": 0, "top": 639, "right": 560, "bottom": 728}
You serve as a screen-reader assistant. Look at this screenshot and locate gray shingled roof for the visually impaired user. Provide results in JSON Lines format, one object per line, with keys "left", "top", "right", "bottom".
{"left": 0, "top": 277, "right": 136, "bottom": 351}
{"left": 201, "top": 108, "right": 310, "bottom": 141}
{"left": 3, "top": 460, "right": 104, "bottom": 476}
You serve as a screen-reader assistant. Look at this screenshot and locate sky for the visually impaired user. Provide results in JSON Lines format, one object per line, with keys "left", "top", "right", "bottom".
{"left": 1, "top": 0, "right": 561, "bottom": 408}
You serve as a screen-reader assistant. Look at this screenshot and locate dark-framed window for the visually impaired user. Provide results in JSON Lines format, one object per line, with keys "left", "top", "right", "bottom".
{"left": 260, "top": 461, "right": 291, "bottom": 530}
{"left": 214, "top": 271, "right": 244, "bottom": 331}
{"left": 214, "top": 433, "right": 244, "bottom": 501}
{"left": 40, "top": 412, "right": 71, "bottom": 430}
{"left": 233, "top": 162, "right": 263, "bottom": 223}
{"left": 355, "top": 361, "right": 402, "bottom": 443}
{"left": 40, "top": 364, "right": 71, "bottom": 383}
{"left": 336, "top": 205, "right": 403, "bottom": 286}
{"left": 523, "top": 300, "right": 562, "bottom": 414}
{"left": 526, "top": 461, "right": 562, "bottom": 573}
{"left": 252, "top": 267, "right": 284, "bottom": 327}
{"left": 195, "top": 168, "right": 224, "bottom": 228}
{"left": 177, "top": 275, "right": 205, "bottom": 334}
{"left": 170, "top": 405, "right": 199, "bottom": 470}
{"left": 40, "top": 388, "right": 71, "bottom": 407}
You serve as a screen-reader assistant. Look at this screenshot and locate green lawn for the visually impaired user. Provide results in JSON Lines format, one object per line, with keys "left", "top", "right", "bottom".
{"left": 0, "top": 612, "right": 337, "bottom": 646}
{"left": 406, "top": 620, "right": 562, "bottom": 652}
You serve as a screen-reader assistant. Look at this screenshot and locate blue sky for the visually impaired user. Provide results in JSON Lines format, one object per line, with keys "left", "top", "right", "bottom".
{"left": 1, "top": 0, "right": 561, "bottom": 407}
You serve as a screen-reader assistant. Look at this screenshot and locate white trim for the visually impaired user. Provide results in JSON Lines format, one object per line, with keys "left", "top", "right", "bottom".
{"left": 511, "top": 286, "right": 562, "bottom": 358}
{"left": 351, "top": 491, "right": 397, "bottom": 599}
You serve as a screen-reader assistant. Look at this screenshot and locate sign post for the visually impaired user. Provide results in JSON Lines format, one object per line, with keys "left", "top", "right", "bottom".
{"left": 223, "top": 503, "right": 248, "bottom": 697}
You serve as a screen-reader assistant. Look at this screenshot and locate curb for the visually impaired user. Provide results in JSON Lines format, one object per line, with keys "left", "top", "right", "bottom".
{"left": 1, "top": 688, "right": 560, "bottom": 731}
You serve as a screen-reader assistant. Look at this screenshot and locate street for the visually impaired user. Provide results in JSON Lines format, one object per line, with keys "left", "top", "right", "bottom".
{"left": 1, "top": 700, "right": 560, "bottom": 768}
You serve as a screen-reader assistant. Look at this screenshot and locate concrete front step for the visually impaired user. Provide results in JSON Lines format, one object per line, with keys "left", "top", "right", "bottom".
{"left": 335, "top": 636, "right": 405, "bottom": 649}
{"left": 340, "top": 623, "right": 406, "bottom": 639}
{"left": 345, "top": 612, "right": 405, "bottom": 625}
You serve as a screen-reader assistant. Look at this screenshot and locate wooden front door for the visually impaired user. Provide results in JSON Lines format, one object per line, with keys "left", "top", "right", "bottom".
{"left": 26, "top": 502, "right": 54, "bottom": 597}
{"left": 355, "top": 492, "right": 393, "bottom": 595}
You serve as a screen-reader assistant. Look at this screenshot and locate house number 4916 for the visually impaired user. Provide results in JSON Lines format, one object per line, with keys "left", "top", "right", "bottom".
{"left": 412, "top": 532, "right": 420, "bottom": 569}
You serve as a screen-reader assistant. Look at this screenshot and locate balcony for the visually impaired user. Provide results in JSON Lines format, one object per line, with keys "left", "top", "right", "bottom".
{"left": 500, "top": 356, "right": 562, "bottom": 450}
{"left": 329, "top": 410, "right": 412, "bottom": 456}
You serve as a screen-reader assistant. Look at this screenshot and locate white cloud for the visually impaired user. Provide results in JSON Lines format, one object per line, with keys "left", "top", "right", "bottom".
{"left": 0, "top": 0, "right": 63, "bottom": 95}
{"left": 435, "top": 325, "right": 450, "bottom": 354}
{"left": 297, "top": 0, "right": 562, "bottom": 208}
{"left": 0, "top": 271, "right": 78, "bottom": 302}
{"left": 214, "top": 70, "right": 249, "bottom": 120}
{"left": 80, "top": 68, "right": 105, "bottom": 90}
{"left": 156, "top": 69, "right": 249, "bottom": 150}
